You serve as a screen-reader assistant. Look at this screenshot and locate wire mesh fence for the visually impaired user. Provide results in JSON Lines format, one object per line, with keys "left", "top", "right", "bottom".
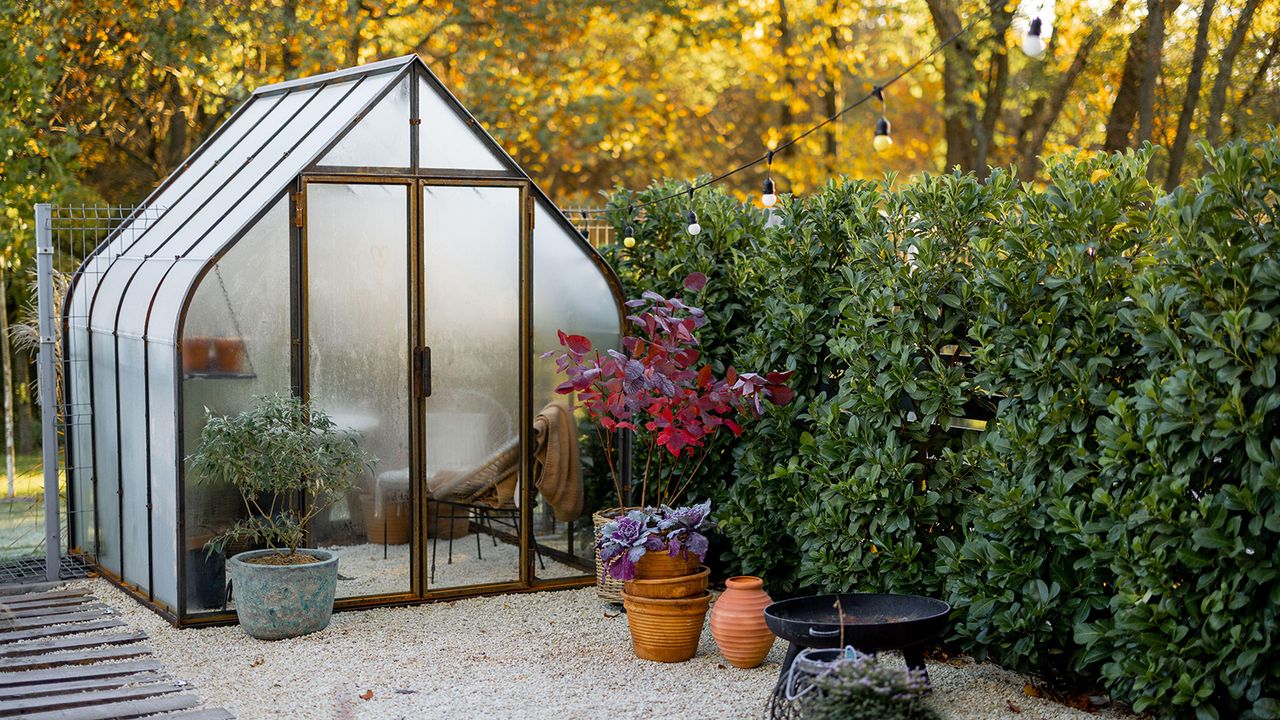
{"left": 0, "top": 204, "right": 157, "bottom": 583}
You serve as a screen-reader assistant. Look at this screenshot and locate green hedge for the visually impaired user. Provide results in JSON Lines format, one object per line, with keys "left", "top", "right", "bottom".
{"left": 605, "top": 137, "right": 1279, "bottom": 719}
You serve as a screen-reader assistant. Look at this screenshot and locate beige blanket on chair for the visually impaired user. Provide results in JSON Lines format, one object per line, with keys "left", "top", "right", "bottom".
{"left": 534, "top": 402, "right": 583, "bottom": 521}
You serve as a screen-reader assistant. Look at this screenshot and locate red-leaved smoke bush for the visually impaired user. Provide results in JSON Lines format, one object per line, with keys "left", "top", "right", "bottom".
{"left": 546, "top": 272, "right": 793, "bottom": 508}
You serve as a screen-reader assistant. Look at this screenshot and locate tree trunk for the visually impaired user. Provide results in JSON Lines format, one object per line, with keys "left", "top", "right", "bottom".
{"left": 1, "top": 263, "right": 14, "bottom": 498}
{"left": 281, "top": 0, "right": 300, "bottom": 72}
{"left": 1229, "top": 30, "right": 1280, "bottom": 139}
{"left": 1136, "top": 0, "right": 1165, "bottom": 147}
{"left": 1016, "top": 0, "right": 1127, "bottom": 179}
{"left": 924, "top": 0, "right": 977, "bottom": 171}
{"left": 1103, "top": 21, "right": 1146, "bottom": 151}
{"left": 1164, "top": 0, "right": 1216, "bottom": 189}
{"left": 777, "top": 0, "right": 795, "bottom": 130}
{"left": 975, "top": 4, "right": 1013, "bottom": 177}
{"left": 823, "top": 0, "right": 842, "bottom": 172}
{"left": 1206, "top": 0, "right": 1264, "bottom": 145}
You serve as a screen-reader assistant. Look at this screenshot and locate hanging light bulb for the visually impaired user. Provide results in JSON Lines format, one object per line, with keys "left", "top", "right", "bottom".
{"left": 873, "top": 116, "right": 893, "bottom": 153}
{"left": 1022, "top": 17, "right": 1047, "bottom": 58}
{"left": 686, "top": 186, "right": 701, "bottom": 235}
{"left": 761, "top": 150, "right": 778, "bottom": 208}
{"left": 622, "top": 205, "right": 637, "bottom": 248}
{"left": 872, "top": 86, "right": 893, "bottom": 153}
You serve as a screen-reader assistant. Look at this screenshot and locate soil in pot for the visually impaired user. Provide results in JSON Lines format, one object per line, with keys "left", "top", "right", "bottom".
{"left": 622, "top": 590, "right": 712, "bottom": 663}
{"left": 229, "top": 548, "right": 338, "bottom": 640}
{"left": 710, "top": 575, "right": 776, "bottom": 668}
{"left": 241, "top": 551, "right": 322, "bottom": 565}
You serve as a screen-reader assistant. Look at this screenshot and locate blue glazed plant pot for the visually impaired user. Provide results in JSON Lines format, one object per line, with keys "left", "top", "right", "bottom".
{"left": 228, "top": 548, "right": 338, "bottom": 640}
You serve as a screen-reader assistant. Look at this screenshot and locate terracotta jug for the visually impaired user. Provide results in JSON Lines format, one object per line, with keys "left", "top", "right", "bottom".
{"left": 710, "top": 575, "right": 776, "bottom": 668}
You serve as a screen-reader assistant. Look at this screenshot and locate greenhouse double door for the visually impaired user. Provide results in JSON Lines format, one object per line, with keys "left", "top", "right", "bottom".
{"left": 302, "top": 177, "right": 532, "bottom": 604}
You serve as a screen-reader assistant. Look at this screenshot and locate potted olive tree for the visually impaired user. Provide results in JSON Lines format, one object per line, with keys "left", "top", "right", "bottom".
{"left": 189, "top": 393, "right": 371, "bottom": 640}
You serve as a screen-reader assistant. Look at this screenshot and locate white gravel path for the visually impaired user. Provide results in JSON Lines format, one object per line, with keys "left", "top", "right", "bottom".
{"left": 82, "top": 579, "right": 1135, "bottom": 720}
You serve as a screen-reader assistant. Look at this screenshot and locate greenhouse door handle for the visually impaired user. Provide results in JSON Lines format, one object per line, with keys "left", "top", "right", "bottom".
{"left": 416, "top": 347, "right": 432, "bottom": 398}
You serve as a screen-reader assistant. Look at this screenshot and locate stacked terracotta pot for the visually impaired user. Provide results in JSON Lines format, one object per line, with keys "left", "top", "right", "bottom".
{"left": 621, "top": 551, "right": 711, "bottom": 662}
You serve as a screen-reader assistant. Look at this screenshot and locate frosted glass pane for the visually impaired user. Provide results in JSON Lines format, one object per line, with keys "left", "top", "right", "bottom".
{"left": 148, "top": 342, "right": 179, "bottom": 610}
{"left": 418, "top": 77, "right": 506, "bottom": 171}
{"left": 422, "top": 184, "right": 521, "bottom": 588}
{"left": 90, "top": 331, "right": 120, "bottom": 574}
{"left": 126, "top": 71, "right": 398, "bottom": 347}
{"left": 181, "top": 76, "right": 388, "bottom": 263}
{"left": 307, "top": 183, "right": 410, "bottom": 599}
{"left": 179, "top": 200, "right": 292, "bottom": 614}
{"left": 121, "top": 90, "right": 310, "bottom": 263}
{"left": 66, "top": 319, "right": 95, "bottom": 555}
{"left": 319, "top": 76, "right": 410, "bottom": 168}
{"left": 91, "top": 97, "right": 277, "bottom": 267}
{"left": 118, "top": 338, "right": 149, "bottom": 591}
{"left": 531, "top": 203, "right": 622, "bottom": 580}
{"left": 116, "top": 259, "right": 172, "bottom": 339}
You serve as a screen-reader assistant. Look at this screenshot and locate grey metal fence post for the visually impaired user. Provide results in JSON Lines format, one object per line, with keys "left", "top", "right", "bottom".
{"left": 36, "top": 203, "right": 61, "bottom": 582}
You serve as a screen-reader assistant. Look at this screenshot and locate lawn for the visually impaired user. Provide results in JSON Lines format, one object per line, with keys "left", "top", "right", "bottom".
{"left": 0, "top": 450, "right": 65, "bottom": 561}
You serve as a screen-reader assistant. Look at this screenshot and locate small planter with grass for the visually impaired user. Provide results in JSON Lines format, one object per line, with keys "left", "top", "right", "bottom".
{"left": 189, "top": 393, "right": 372, "bottom": 640}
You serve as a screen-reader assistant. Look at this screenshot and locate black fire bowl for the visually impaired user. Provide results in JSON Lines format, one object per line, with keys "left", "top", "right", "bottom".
{"left": 763, "top": 592, "right": 951, "bottom": 681}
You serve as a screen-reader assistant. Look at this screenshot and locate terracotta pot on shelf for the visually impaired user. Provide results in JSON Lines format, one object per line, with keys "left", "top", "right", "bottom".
{"left": 622, "top": 590, "right": 711, "bottom": 662}
{"left": 181, "top": 336, "right": 212, "bottom": 372}
{"left": 212, "top": 337, "right": 247, "bottom": 373}
{"left": 634, "top": 549, "right": 701, "bottom": 580}
{"left": 710, "top": 575, "right": 776, "bottom": 668}
{"left": 625, "top": 566, "right": 709, "bottom": 600}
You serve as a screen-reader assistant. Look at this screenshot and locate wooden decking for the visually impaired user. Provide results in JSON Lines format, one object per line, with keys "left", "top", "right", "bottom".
{"left": 0, "top": 584, "right": 232, "bottom": 720}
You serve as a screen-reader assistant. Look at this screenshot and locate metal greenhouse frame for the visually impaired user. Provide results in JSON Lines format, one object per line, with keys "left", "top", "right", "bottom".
{"left": 55, "top": 55, "right": 626, "bottom": 626}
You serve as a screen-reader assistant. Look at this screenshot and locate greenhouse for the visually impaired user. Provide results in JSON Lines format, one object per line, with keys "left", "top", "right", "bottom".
{"left": 61, "top": 55, "right": 625, "bottom": 625}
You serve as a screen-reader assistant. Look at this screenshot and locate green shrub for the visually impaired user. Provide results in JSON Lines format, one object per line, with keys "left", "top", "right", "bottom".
{"left": 937, "top": 152, "right": 1160, "bottom": 675}
{"left": 1085, "top": 140, "right": 1280, "bottom": 719}
{"left": 785, "top": 172, "right": 989, "bottom": 597}
{"left": 605, "top": 135, "right": 1280, "bottom": 718}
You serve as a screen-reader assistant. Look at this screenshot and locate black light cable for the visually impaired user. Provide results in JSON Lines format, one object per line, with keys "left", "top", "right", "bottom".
{"left": 579, "top": 4, "right": 995, "bottom": 217}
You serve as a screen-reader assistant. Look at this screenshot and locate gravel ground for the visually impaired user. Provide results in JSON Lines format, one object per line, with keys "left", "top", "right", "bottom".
{"left": 83, "top": 579, "right": 1134, "bottom": 720}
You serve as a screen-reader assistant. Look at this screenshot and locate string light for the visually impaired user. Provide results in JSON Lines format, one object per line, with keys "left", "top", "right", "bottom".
{"left": 761, "top": 150, "right": 778, "bottom": 208}
{"left": 872, "top": 86, "right": 893, "bottom": 153}
{"left": 1022, "top": 16, "right": 1047, "bottom": 58}
{"left": 686, "top": 186, "right": 701, "bottom": 236}
{"left": 623, "top": 205, "right": 636, "bottom": 248}
{"left": 572, "top": 6, "right": 994, "bottom": 221}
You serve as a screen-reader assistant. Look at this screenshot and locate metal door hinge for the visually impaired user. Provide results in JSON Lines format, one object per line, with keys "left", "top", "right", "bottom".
{"left": 292, "top": 191, "right": 305, "bottom": 228}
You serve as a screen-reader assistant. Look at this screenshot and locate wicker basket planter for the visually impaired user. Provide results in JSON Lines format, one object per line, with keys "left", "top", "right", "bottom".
{"left": 592, "top": 507, "right": 631, "bottom": 602}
